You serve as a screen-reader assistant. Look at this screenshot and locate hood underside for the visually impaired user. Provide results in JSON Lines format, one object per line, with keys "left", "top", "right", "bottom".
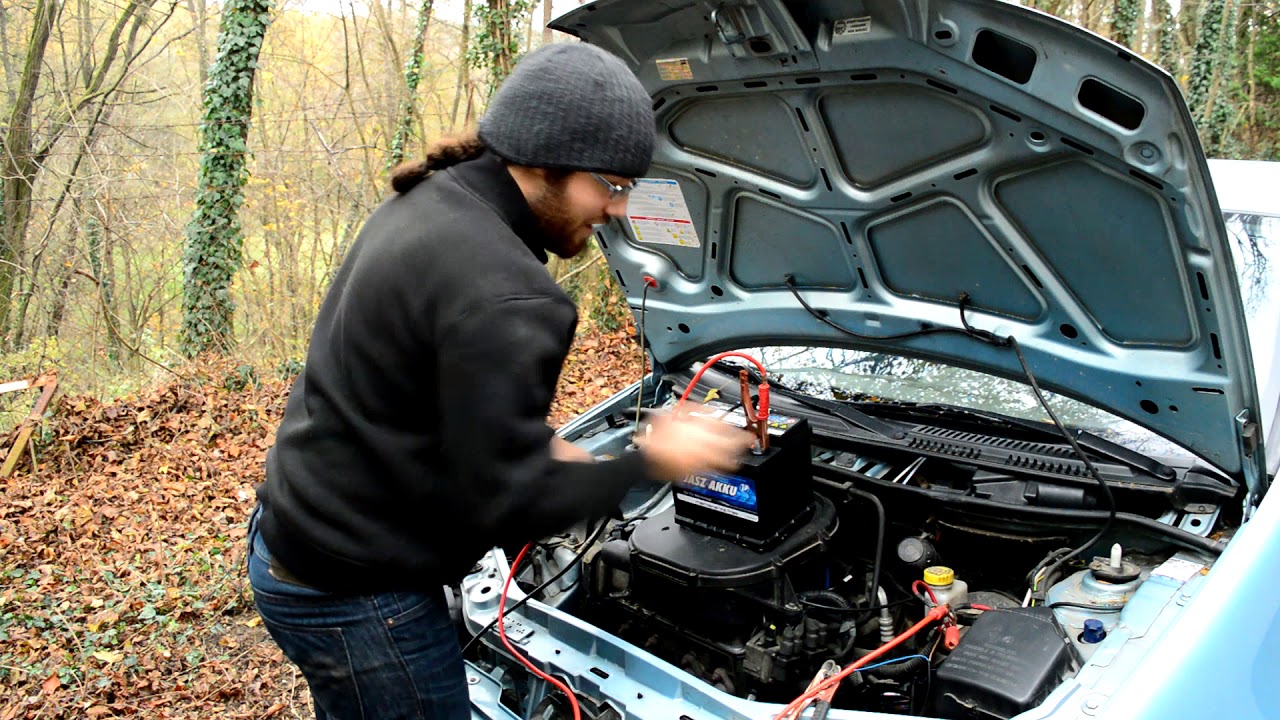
{"left": 550, "top": 0, "right": 1267, "bottom": 494}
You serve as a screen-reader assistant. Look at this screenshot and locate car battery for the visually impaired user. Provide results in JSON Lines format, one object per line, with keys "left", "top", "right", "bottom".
{"left": 672, "top": 400, "right": 815, "bottom": 550}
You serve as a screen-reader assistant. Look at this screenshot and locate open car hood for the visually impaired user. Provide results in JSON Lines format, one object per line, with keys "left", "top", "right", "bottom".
{"left": 550, "top": 0, "right": 1267, "bottom": 495}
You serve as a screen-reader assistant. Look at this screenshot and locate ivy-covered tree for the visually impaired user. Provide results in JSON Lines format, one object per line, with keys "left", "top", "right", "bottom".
{"left": 1154, "top": 0, "right": 1180, "bottom": 76}
{"left": 1250, "top": 1, "right": 1280, "bottom": 157}
{"left": 1204, "top": 0, "right": 1243, "bottom": 152}
{"left": 387, "top": 0, "right": 436, "bottom": 169}
{"left": 181, "top": 0, "right": 275, "bottom": 357}
{"left": 1187, "top": 0, "right": 1228, "bottom": 129}
{"left": 467, "top": 0, "right": 536, "bottom": 98}
{"left": 1111, "top": 0, "right": 1141, "bottom": 49}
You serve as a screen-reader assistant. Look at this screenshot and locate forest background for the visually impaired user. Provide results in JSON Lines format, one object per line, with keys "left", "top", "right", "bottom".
{"left": 0, "top": 0, "right": 1272, "bottom": 399}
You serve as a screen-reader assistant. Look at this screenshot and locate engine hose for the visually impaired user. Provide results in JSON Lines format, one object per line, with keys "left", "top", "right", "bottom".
{"left": 800, "top": 590, "right": 851, "bottom": 609}
{"left": 816, "top": 467, "right": 1226, "bottom": 556}
{"left": 863, "top": 654, "right": 928, "bottom": 680}
{"left": 814, "top": 478, "right": 885, "bottom": 608}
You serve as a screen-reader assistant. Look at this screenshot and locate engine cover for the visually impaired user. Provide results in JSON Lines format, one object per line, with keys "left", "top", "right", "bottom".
{"left": 625, "top": 494, "right": 838, "bottom": 627}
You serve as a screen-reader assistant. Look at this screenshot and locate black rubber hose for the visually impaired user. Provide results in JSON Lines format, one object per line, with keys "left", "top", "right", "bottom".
{"left": 816, "top": 466, "right": 1226, "bottom": 556}
{"left": 815, "top": 477, "right": 885, "bottom": 605}
{"left": 864, "top": 654, "right": 929, "bottom": 679}
{"left": 800, "top": 590, "right": 851, "bottom": 609}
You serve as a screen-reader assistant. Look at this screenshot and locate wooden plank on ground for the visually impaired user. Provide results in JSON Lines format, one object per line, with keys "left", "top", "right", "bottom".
{"left": 1, "top": 376, "right": 58, "bottom": 477}
{"left": 0, "top": 379, "right": 32, "bottom": 395}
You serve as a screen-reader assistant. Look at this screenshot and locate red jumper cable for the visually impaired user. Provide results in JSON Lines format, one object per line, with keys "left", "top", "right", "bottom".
{"left": 675, "top": 351, "right": 771, "bottom": 448}
{"left": 498, "top": 543, "right": 582, "bottom": 720}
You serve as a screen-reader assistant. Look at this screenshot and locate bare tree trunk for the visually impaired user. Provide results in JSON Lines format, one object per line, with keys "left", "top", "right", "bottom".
{"left": 44, "top": 222, "right": 76, "bottom": 340}
{"left": 78, "top": 0, "right": 93, "bottom": 85}
{"left": 1179, "top": 0, "right": 1202, "bottom": 66}
{"left": 370, "top": 0, "right": 402, "bottom": 81}
{"left": 450, "top": 0, "right": 472, "bottom": 129}
{"left": 186, "top": 0, "right": 210, "bottom": 88}
{"left": 541, "top": 0, "right": 552, "bottom": 45}
{"left": 0, "top": 0, "right": 16, "bottom": 106}
{"left": 525, "top": 3, "right": 533, "bottom": 51}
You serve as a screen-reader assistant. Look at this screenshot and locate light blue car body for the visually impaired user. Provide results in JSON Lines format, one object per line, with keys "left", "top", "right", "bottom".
{"left": 461, "top": 0, "right": 1280, "bottom": 717}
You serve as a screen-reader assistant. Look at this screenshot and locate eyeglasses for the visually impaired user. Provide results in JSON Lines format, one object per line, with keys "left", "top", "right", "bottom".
{"left": 590, "top": 172, "right": 638, "bottom": 200}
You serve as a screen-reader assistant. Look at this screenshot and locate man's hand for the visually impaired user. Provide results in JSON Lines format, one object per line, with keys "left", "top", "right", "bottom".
{"left": 550, "top": 434, "right": 595, "bottom": 463}
{"left": 633, "top": 406, "right": 757, "bottom": 481}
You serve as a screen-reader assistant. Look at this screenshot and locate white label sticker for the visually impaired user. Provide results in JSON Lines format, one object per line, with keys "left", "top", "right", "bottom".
{"left": 627, "top": 179, "right": 701, "bottom": 248}
{"left": 656, "top": 57, "right": 694, "bottom": 81}
{"left": 833, "top": 16, "right": 872, "bottom": 36}
{"left": 677, "top": 493, "right": 759, "bottom": 522}
{"left": 1151, "top": 556, "right": 1205, "bottom": 583}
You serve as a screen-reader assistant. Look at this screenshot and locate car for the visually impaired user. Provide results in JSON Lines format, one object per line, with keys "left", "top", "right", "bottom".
{"left": 455, "top": 1, "right": 1280, "bottom": 719}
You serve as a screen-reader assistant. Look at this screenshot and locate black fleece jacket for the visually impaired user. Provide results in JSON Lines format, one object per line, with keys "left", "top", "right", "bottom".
{"left": 254, "top": 150, "right": 653, "bottom": 593}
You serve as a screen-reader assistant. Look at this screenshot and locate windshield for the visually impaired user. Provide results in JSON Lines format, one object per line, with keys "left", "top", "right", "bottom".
{"left": 1227, "top": 213, "right": 1278, "bottom": 408}
{"left": 1228, "top": 212, "right": 1279, "bottom": 476}
{"left": 724, "top": 345, "right": 1200, "bottom": 462}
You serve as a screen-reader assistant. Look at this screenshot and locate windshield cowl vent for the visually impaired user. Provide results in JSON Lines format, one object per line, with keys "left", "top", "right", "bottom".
{"left": 907, "top": 437, "right": 981, "bottom": 459}
{"left": 1005, "top": 454, "right": 1087, "bottom": 477}
{"left": 914, "top": 426, "right": 1076, "bottom": 458}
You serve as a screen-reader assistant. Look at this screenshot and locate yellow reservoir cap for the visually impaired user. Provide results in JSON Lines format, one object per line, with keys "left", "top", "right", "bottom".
{"left": 923, "top": 566, "right": 954, "bottom": 586}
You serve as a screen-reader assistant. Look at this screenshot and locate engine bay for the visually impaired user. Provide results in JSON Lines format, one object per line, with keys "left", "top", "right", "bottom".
{"left": 459, "top": 366, "right": 1239, "bottom": 720}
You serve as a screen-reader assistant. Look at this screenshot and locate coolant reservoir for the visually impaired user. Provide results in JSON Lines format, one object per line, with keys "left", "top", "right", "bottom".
{"left": 1046, "top": 543, "right": 1144, "bottom": 661}
{"left": 924, "top": 566, "right": 968, "bottom": 609}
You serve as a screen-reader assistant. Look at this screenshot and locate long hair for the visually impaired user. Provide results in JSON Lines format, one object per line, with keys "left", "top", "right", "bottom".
{"left": 389, "top": 130, "right": 486, "bottom": 193}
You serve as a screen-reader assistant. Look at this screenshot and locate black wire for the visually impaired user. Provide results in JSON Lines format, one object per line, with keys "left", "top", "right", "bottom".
{"left": 1006, "top": 335, "right": 1117, "bottom": 602}
{"left": 981, "top": 589, "right": 1027, "bottom": 605}
{"left": 784, "top": 275, "right": 978, "bottom": 342}
{"left": 798, "top": 595, "right": 915, "bottom": 613}
{"left": 635, "top": 282, "right": 650, "bottom": 427}
{"left": 1048, "top": 601, "right": 1124, "bottom": 612}
{"left": 838, "top": 485, "right": 885, "bottom": 607}
{"left": 461, "top": 520, "right": 609, "bottom": 656}
{"left": 1026, "top": 547, "right": 1074, "bottom": 586}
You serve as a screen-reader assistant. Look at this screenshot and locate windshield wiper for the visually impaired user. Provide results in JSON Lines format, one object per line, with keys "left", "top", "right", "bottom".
{"left": 708, "top": 361, "right": 907, "bottom": 441}
{"left": 852, "top": 401, "right": 1176, "bottom": 480}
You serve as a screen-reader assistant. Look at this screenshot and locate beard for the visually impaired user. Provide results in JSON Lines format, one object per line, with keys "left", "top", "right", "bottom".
{"left": 528, "top": 178, "right": 592, "bottom": 259}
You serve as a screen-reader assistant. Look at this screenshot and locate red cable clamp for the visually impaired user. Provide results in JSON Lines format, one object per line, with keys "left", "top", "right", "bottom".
{"left": 676, "top": 351, "right": 770, "bottom": 449}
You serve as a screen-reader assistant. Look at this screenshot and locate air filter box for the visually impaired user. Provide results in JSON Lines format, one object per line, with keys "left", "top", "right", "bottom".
{"left": 933, "top": 607, "right": 1076, "bottom": 719}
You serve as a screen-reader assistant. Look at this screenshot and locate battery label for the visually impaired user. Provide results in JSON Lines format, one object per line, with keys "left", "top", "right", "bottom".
{"left": 677, "top": 472, "right": 759, "bottom": 522}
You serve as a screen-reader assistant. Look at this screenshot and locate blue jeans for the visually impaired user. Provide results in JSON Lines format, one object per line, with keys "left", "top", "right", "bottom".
{"left": 246, "top": 505, "right": 470, "bottom": 720}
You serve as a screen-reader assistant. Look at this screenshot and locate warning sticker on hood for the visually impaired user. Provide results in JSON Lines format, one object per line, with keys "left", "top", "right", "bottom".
{"left": 627, "top": 179, "right": 701, "bottom": 248}
{"left": 655, "top": 57, "right": 694, "bottom": 81}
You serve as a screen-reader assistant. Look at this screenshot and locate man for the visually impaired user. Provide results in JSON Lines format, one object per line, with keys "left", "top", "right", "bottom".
{"left": 245, "top": 42, "right": 755, "bottom": 719}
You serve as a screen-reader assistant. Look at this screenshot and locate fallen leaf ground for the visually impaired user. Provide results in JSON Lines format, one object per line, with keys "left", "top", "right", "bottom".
{"left": 0, "top": 321, "right": 645, "bottom": 719}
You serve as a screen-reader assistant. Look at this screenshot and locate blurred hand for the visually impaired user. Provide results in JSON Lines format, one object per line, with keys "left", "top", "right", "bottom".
{"left": 634, "top": 405, "right": 757, "bottom": 481}
{"left": 550, "top": 435, "right": 595, "bottom": 463}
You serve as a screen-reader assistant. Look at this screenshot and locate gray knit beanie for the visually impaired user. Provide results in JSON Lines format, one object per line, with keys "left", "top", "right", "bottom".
{"left": 478, "top": 43, "right": 655, "bottom": 179}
